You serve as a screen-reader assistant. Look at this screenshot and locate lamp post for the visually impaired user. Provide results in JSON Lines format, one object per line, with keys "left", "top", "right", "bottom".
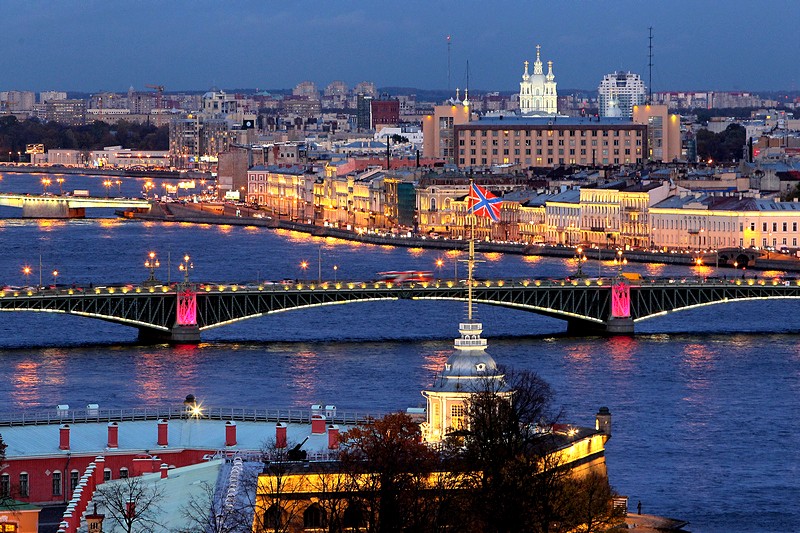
{"left": 613, "top": 249, "right": 627, "bottom": 277}
{"left": 144, "top": 251, "right": 160, "bottom": 285}
{"left": 333, "top": 265, "right": 338, "bottom": 282}
{"left": 115, "top": 179, "right": 122, "bottom": 196}
{"left": 178, "top": 254, "right": 193, "bottom": 283}
{"left": 103, "top": 179, "right": 112, "bottom": 198}
{"left": 435, "top": 258, "right": 444, "bottom": 279}
{"left": 52, "top": 269, "right": 59, "bottom": 287}
{"left": 56, "top": 177, "right": 64, "bottom": 195}
{"left": 41, "top": 177, "right": 51, "bottom": 194}
{"left": 575, "top": 246, "right": 586, "bottom": 278}
{"left": 22, "top": 265, "right": 31, "bottom": 287}
{"left": 300, "top": 260, "right": 308, "bottom": 282}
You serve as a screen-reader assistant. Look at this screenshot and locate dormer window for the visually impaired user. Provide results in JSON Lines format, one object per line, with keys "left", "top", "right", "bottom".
{"left": 445, "top": 364, "right": 451, "bottom": 371}
{"left": 476, "top": 363, "right": 486, "bottom": 372}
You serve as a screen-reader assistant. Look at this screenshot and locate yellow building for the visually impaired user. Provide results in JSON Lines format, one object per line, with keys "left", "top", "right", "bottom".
{"left": 632, "top": 104, "right": 681, "bottom": 163}
{"left": 422, "top": 100, "right": 472, "bottom": 163}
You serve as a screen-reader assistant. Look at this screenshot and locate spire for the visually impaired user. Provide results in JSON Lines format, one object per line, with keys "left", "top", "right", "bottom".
{"left": 533, "top": 44, "right": 544, "bottom": 75}
{"left": 522, "top": 60, "right": 530, "bottom": 80}
{"left": 463, "top": 88, "right": 470, "bottom": 107}
{"left": 455, "top": 87, "right": 461, "bottom": 102}
{"left": 546, "top": 60, "right": 555, "bottom": 81}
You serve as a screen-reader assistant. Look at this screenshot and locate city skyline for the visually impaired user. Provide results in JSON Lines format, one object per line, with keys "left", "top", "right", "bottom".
{"left": 2, "top": 0, "right": 798, "bottom": 94}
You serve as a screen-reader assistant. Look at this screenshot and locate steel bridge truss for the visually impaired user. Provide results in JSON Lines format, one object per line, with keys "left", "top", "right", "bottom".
{"left": 2, "top": 279, "right": 800, "bottom": 338}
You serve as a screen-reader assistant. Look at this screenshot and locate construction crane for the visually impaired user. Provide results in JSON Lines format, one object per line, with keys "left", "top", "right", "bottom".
{"left": 145, "top": 84, "right": 165, "bottom": 110}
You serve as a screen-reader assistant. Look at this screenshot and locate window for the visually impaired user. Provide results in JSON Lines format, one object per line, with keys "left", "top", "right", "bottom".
{"left": 451, "top": 405, "right": 464, "bottom": 418}
{"left": 104, "top": 469, "right": 112, "bottom": 482}
{"left": 119, "top": 468, "right": 129, "bottom": 479}
{"left": 0, "top": 474, "right": 9, "bottom": 497}
{"left": 19, "top": 473, "right": 28, "bottom": 497}
{"left": 304, "top": 503, "right": 326, "bottom": 529}
{"left": 70, "top": 470, "right": 80, "bottom": 491}
{"left": 763, "top": 222, "right": 768, "bottom": 232}
{"left": 53, "top": 471, "right": 62, "bottom": 496}
{"left": 783, "top": 222, "right": 788, "bottom": 232}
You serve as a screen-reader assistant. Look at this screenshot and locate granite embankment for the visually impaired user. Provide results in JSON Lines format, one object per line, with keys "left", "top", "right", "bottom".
{"left": 130, "top": 202, "right": 800, "bottom": 273}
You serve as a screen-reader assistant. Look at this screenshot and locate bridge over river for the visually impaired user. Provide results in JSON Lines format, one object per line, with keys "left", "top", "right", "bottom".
{"left": 0, "top": 193, "right": 150, "bottom": 218}
{"left": 2, "top": 276, "right": 800, "bottom": 342}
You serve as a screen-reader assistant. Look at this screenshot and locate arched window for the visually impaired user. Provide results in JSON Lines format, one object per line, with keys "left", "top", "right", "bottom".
{"left": 304, "top": 503, "right": 326, "bottom": 529}
{"left": 0, "top": 473, "right": 9, "bottom": 497}
{"left": 119, "top": 468, "right": 129, "bottom": 479}
{"left": 263, "top": 504, "right": 287, "bottom": 531}
{"left": 430, "top": 197, "right": 437, "bottom": 212}
{"left": 343, "top": 502, "right": 366, "bottom": 529}
{"left": 52, "top": 471, "right": 62, "bottom": 496}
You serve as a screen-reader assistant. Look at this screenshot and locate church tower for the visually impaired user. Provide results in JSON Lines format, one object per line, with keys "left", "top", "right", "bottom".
{"left": 519, "top": 44, "right": 558, "bottom": 115}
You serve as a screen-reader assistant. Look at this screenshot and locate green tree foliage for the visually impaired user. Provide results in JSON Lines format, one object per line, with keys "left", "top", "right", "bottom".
{"left": 695, "top": 124, "right": 746, "bottom": 163}
{"left": 0, "top": 116, "right": 168, "bottom": 157}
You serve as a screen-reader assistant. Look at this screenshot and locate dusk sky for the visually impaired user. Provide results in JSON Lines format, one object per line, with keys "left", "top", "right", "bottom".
{"left": 3, "top": 0, "right": 798, "bottom": 94}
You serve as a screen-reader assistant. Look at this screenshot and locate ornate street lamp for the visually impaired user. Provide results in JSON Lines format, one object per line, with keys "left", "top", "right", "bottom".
{"left": 613, "top": 249, "right": 627, "bottom": 277}
{"left": 575, "top": 246, "right": 587, "bottom": 278}
{"left": 178, "top": 254, "right": 193, "bottom": 283}
{"left": 56, "top": 177, "right": 65, "bottom": 195}
{"left": 144, "top": 251, "right": 160, "bottom": 285}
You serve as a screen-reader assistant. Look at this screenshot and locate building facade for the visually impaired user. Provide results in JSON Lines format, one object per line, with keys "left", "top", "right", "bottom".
{"left": 598, "top": 71, "right": 647, "bottom": 118}
{"left": 422, "top": 101, "right": 472, "bottom": 162}
{"left": 632, "top": 104, "right": 681, "bottom": 163}
{"left": 454, "top": 117, "right": 647, "bottom": 168}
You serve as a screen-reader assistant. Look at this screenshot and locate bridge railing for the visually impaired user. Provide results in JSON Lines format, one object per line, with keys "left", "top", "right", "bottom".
{"left": 0, "top": 405, "right": 384, "bottom": 427}
{"left": 3, "top": 276, "right": 800, "bottom": 299}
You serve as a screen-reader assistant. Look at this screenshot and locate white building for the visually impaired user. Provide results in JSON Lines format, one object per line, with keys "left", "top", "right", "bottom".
{"left": 518, "top": 45, "right": 558, "bottom": 115}
{"left": 598, "top": 71, "right": 647, "bottom": 118}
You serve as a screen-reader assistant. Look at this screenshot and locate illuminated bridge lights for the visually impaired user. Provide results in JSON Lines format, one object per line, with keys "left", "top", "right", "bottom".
{"left": 206, "top": 286, "right": 212, "bottom": 292}
{"left": 534, "top": 280, "right": 541, "bottom": 286}
{"left": 161, "top": 286, "right": 168, "bottom": 293}
{"left": 447, "top": 281, "right": 454, "bottom": 288}
{"left": 108, "top": 288, "right": 115, "bottom": 294}
{"left": 334, "top": 283, "right": 342, "bottom": 289}
{"left": 522, "top": 280, "right": 530, "bottom": 287}
{"left": 231, "top": 285, "right": 238, "bottom": 292}
{"left": 497, "top": 280, "right": 505, "bottom": 287}
{"left": 571, "top": 280, "right": 578, "bottom": 286}
{"left": 347, "top": 283, "right": 355, "bottom": 289}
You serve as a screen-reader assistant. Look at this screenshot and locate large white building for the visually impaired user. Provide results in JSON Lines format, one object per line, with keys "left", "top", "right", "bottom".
{"left": 598, "top": 71, "right": 647, "bottom": 118}
{"left": 518, "top": 45, "right": 558, "bottom": 115}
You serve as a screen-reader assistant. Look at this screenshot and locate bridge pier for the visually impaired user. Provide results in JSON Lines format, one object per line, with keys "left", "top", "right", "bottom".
{"left": 566, "top": 317, "right": 634, "bottom": 336}
{"left": 137, "top": 325, "right": 201, "bottom": 344}
{"left": 21, "top": 200, "right": 85, "bottom": 218}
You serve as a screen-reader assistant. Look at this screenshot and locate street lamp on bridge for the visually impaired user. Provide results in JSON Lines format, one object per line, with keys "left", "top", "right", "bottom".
{"left": 56, "top": 177, "right": 65, "bottom": 195}
{"left": 103, "top": 179, "right": 113, "bottom": 198}
{"left": 21, "top": 265, "right": 31, "bottom": 287}
{"left": 52, "top": 269, "right": 59, "bottom": 287}
{"left": 178, "top": 254, "right": 193, "bottom": 283}
{"left": 575, "top": 247, "right": 587, "bottom": 278}
{"left": 613, "top": 249, "right": 627, "bottom": 277}
{"left": 144, "top": 252, "right": 160, "bottom": 285}
{"left": 41, "top": 177, "right": 51, "bottom": 194}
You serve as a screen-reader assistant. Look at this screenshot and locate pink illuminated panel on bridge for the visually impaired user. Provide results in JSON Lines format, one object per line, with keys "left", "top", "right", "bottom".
{"left": 611, "top": 282, "right": 631, "bottom": 318}
{"left": 177, "top": 289, "right": 197, "bottom": 325}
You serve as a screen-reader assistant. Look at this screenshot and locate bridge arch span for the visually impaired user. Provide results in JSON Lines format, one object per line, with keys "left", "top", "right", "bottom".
{"left": 634, "top": 295, "right": 800, "bottom": 323}
{"left": 0, "top": 307, "right": 171, "bottom": 332}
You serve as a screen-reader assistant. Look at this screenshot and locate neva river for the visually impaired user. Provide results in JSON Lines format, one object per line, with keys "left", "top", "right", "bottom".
{"left": 0, "top": 173, "right": 799, "bottom": 532}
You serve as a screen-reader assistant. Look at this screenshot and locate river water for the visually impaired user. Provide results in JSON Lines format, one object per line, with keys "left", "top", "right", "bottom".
{"left": 0, "top": 172, "right": 798, "bottom": 532}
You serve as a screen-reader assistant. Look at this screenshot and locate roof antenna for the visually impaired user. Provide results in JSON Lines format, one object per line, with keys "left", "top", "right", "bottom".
{"left": 464, "top": 60, "right": 471, "bottom": 106}
{"left": 647, "top": 26, "right": 653, "bottom": 104}
{"left": 447, "top": 35, "right": 452, "bottom": 93}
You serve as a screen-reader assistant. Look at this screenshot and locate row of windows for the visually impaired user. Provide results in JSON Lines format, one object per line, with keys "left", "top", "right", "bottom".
{"left": 654, "top": 219, "right": 800, "bottom": 233}
{"left": 465, "top": 128, "right": 641, "bottom": 138}
{"left": 0, "top": 468, "right": 127, "bottom": 498}
{"left": 461, "top": 148, "right": 635, "bottom": 157}
{"left": 459, "top": 157, "right": 638, "bottom": 166}
{"left": 464, "top": 138, "right": 636, "bottom": 147}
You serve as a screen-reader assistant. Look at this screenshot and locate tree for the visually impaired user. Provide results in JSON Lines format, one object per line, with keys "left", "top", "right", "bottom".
{"left": 176, "top": 478, "right": 255, "bottom": 533}
{"left": 253, "top": 439, "right": 307, "bottom": 533}
{"left": 338, "top": 412, "right": 441, "bottom": 533}
{"left": 456, "top": 368, "right": 618, "bottom": 533}
{"left": 95, "top": 475, "right": 164, "bottom": 533}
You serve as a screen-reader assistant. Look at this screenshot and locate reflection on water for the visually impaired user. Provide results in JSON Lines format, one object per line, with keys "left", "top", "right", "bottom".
{"left": 288, "top": 349, "right": 319, "bottom": 406}
{"left": 12, "top": 360, "right": 41, "bottom": 407}
{"left": 134, "top": 346, "right": 199, "bottom": 403}
{"left": 607, "top": 336, "right": 636, "bottom": 373}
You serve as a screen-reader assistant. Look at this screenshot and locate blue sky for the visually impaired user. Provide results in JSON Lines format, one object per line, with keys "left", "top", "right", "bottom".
{"left": 3, "top": 1, "right": 798, "bottom": 93}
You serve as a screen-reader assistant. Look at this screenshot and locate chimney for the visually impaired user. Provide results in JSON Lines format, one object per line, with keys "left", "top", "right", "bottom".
{"left": 160, "top": 463, "right": 169, "bottom": 479}
{"left": 276, "top": 423, "right": 287, "bottom": 449}
{"left": 126, "top": 500, "right": 136, "bottom": 519}
{"left": 107, "top": 422, "right": 119, "bottom": 448}
{"left": 596, "top": 406, "right": 612, "bottom": 436}
{"left": 225, "top": 421, "right": 237, "bottom": 446}
{"left": 327, "top": 425, "right": 340, "bottom": 450}
{"left": 157, "top": 419, "right": 168, "bottom": 446}
{"left": 94, "top": 456, "right": 105, "bottom": 486}
{"left": 311, "top": 414, "right": 327, "bottom": 435}
{"left": 59, "top": 424, "right": 70, "bottom": 450}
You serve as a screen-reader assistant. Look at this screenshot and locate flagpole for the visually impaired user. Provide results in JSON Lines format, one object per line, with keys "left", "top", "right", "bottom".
{"left": 468, "top": 180, "right": 475, "bottom": 322}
